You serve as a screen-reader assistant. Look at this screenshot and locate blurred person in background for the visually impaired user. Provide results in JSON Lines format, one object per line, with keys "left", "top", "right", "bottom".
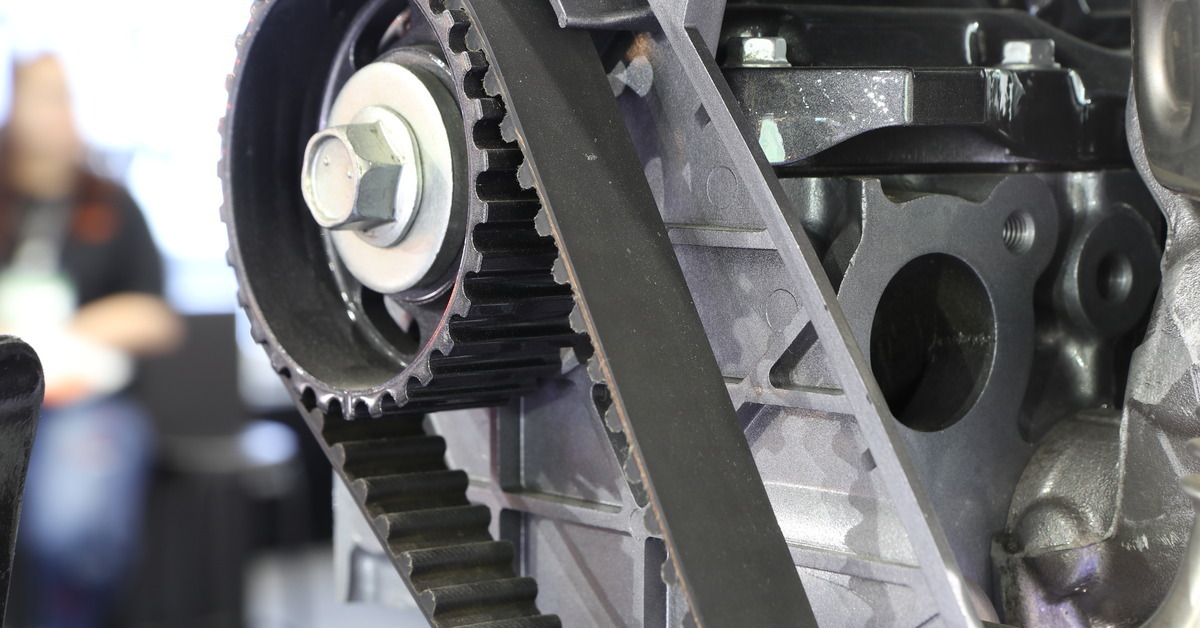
{"left": 0, "top": 53, "right": 182, "bottom": 628}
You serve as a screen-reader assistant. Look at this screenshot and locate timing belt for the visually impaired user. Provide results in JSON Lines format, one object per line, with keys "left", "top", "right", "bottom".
{"left": 304, "top": 405, "right": 559, "bottom": 627}
{"left": 460, "top": 0, "right": 817, "bottom": 625}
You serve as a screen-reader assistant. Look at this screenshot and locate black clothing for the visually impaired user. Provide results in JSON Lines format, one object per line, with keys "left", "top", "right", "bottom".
{"left": 59, "top": 187, "right": 163, "bottom": 305}
{"left": 7, "top": 178, "right": 163, "bottom": 305}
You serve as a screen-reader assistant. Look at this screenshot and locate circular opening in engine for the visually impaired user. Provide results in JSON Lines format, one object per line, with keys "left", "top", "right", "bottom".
{"left": 1002, "top": 211, "right": 1035, "bottom": 254}
{"left": 1096, "top": 251, "right": 1133, "bottom": 304}
{"left": 870, "top": 254, "right": 996, "bottom": 432}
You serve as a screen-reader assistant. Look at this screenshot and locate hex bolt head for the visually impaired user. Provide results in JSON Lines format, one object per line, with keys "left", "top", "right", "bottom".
{"left": 1001, "top": 39, "right": 1059, "bottom": 68}
{"left": 302, "top": 121, "right": 406, "bottom": 231}
{"left": 728, "top": 37, "right": 790, "bottom": 68}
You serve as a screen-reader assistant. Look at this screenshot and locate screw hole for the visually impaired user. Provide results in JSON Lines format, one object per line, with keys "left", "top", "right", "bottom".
{"left": 1002, "top": 211, "right": 1035, "bottom": 254}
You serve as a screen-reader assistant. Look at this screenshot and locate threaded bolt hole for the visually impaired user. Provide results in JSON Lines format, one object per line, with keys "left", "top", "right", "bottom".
{"left": 1002, "top": 211, "right": 1035, "bottom": 254}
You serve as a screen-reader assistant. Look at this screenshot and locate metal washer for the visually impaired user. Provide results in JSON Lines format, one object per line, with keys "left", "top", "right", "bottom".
{"left": 326, "top": 60, "right": 463, "bottom": 294}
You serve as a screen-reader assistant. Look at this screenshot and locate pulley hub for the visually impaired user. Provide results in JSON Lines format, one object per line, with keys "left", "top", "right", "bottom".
{"left": 309, "top": 59, "right": 463, "bottom": 295}
{"left": 302, "top": 109, "right": 421, "bottom": 238}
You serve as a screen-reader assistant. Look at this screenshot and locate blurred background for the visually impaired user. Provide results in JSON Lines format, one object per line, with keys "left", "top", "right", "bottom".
{"left": 0, "top": 2, "right": 423, "bottom": 626}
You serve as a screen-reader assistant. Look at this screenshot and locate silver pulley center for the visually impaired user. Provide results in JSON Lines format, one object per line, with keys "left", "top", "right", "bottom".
{"left": 300, "top": 60, "right": 462, "bottom": 295}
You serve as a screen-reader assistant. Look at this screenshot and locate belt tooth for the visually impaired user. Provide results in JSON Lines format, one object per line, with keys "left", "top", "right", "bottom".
{"left": 448, "top": 320, "right": 576, "bottom": 344}
{"left": 421, "top": 576, "right": 539, "bottom": 616}
{"left": 484, "top": 199, "right": 541, "bottom": 223}
{"left": 322, "top": 415, "right": 424, "bottom": 443}
{"left": 332, "top": 436, "right": 447, "bottom": 477}
{"left": 403, "top": 540, "right": 515, "bottom": 578}
{"left": 456, "top": 616, "right": 562, "bottom": 628}
{"left": 399, "top": 396, "right": 520, "bottom": 414}
{"left": 402, "top": 541, "right": 519, "bottom": 591}
{"left": 375, "top": 504, "right": 493, "bottom": 548}
{"left": 351, "top": 470, "right": 469, "bottom": 508}
{"left": 481, "top": 147, "right": 523, "bottom": 170}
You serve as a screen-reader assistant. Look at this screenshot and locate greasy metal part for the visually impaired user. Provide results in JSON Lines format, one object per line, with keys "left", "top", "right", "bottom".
{"left": 1020, "top": 171, "right": 1163, "bottom": 442}
{"left": 995, "top": 411, "right": 1124, "bottom": 626}
{"left": 719, "top": 5, "right": 1128, "bottom": 90}
{"left": 721, "top": 6, "right": 1131, "bottom": 169}
{"left": 641, "top": 1, "right": 980, "bottom": 624}
{"left": 1134, "top": 0, "right": 1200, "bottom": 197}
{"left": 460, "top": 0, "right": 816, "bottom": 624}
{"left": 994, "top": 95, "right": 1197, "bottom": 628}
{"left": 0, "top": 337, "right": 42, "bottom": 622}
{"left": 728, "top": 65, "right": 1116, "bottom": 166}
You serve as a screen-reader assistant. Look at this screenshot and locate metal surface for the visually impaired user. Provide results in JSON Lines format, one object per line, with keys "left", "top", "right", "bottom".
{"left": 1001, "top": 39, "right": 1060, "bottom": 67}
{"left": 1143, "top": 439, "right": 1200, "bottom": 628}
{"left": 720, "top": 6, "right": 1131, "bottom": 168}
{"left": 994, "top": 94, "right": 1195, "bottom": 628}
{"left": 322, "top": 60, "right": 462, "bottom": 292}
{"left": 0, "top": 337, "right": 42, "bottom": 622}
{"left": 639, "top": 2, "right": 981, "bottom": 624}
{"left": 1134, "top": 0, "right": 1200, "bottom": 197}
{"left": 302, "top": 115, "right": 418, "bottom": 235}
{"left": 724, "top": 36, "right": 788, "bottom": 68}
{"left": 667, "top": 173, "right": 1062, "bottom": 603}
{"left": 1020, "top": 171, "right": 1162, "bottom": 443}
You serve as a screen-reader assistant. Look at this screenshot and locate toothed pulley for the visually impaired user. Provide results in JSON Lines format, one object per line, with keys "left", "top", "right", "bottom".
{"left": 223, "top": 1, "right": 578, "bottom": 419}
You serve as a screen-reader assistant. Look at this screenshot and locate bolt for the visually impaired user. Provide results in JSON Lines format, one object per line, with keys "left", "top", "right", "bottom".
{"left": 728, "top": 37, "right": 789, "bottom": 68}
{"left": 301, "top": 116, "right": 416, "bottom": 232}
{"left": 1001, "top": 39, "right": 1059, "bottom": 68}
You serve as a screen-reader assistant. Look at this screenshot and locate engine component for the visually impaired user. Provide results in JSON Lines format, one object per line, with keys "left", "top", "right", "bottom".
{"left": 222, "top": 0, "right": 1200, "bottom": 626}
{"left": 1134, "top": 0, "right": 1200, "bottom": 197}
{"left": 991, "top": 96, "right": 1194, "bottom": 628}
{"left": 1143, "top": 438, "right": 1200, "bottom": 627}
{"left": 225, "top": 0, "right": 813, "bottom": 624}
